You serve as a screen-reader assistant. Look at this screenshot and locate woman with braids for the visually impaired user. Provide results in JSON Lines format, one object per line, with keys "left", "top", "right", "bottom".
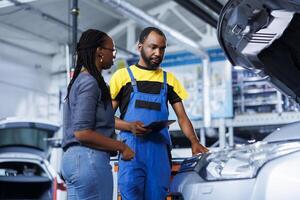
{"left": 61, "top": 29, "right": 134, "bottom": 200}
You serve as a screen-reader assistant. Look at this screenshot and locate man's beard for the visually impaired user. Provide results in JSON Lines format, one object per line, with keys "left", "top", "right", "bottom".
{"left": 141, "top": 48, "right": 162, "bottom": 69}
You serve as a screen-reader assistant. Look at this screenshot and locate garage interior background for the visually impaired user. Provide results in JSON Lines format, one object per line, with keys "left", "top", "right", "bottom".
{"left": 1, "top": 0, "right": 300, "bottom": 150}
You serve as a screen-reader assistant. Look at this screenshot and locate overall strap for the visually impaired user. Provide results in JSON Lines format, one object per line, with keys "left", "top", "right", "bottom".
{"left": 126, "top": 67, "right": 138, "bottom": 92}
{"left": 161, "top": 71, "right": 167, "bottom": 93}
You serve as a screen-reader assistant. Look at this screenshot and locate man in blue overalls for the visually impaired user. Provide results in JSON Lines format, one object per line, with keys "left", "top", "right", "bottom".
{"left": 110, "top": 27, "right": 209, "bottom": 200}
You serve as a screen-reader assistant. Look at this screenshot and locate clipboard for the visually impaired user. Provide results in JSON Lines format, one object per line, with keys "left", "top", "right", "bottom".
{"left": 143, "top": 120, "right": 176, "bottom": 132}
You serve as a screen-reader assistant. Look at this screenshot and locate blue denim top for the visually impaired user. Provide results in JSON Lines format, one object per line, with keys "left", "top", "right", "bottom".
{"left": 62, "top": 72, "right": 115, "bottom": 149}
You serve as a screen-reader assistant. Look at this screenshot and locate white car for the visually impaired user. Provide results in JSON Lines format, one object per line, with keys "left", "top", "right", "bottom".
{"left": 0, "top": 118, "right": 66, "bottom": 199}
{"left": 170, "top": 0, "right": 300, "bottom": 199}
{"left": 170, "top": 122, "right": 300, "bottom": 200}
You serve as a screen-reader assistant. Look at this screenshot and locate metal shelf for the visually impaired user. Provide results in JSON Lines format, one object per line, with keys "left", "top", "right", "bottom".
{"left": 243, "top": 101, "right": 279, "bottom": 106}
{"left": 234, "top": 99, "right": 279, "bottom": 105}
{"left": 243, "top": 88, "right": 277, "bottom": 94}
{"left": 232, "top": 70, "right": 282, "bottom": 114}
{"left": 169, "top": 112, "right": 300, "bottom": 130}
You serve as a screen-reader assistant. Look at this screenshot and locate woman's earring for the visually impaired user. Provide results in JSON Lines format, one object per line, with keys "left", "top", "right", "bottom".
{"left": 100, "top": 55, "right": 103, "bottom": 63}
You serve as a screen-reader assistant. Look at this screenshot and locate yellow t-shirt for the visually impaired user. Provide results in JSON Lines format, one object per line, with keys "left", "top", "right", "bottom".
{"left": 109, "top": 64, "right": 188, "bottom": 118}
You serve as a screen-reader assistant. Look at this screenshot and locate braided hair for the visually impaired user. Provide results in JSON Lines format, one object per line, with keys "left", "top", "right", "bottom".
{"left": 65, "top": 29, "right": 111, "bottom": 109}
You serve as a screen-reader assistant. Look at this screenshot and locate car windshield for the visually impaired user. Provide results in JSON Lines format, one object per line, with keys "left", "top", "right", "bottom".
{"left": 0, "top": 128, "right": 53, "bottom": 151}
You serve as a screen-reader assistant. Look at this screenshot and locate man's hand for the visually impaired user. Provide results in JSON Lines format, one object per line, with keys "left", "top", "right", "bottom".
{"left": 191, "top": 141, "right": 209, "bottom": 155}
{"left": 129, "top": 121, "right": 150, "bottom": 135}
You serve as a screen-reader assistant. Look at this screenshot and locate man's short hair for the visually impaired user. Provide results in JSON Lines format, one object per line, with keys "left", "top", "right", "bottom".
{"left": 139, "top": 27, "right": 166, "bottom": 43}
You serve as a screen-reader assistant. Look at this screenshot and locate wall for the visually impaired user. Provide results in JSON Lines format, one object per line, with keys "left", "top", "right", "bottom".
{"left": 0, "top": 42, "right": 53, "bottom": 120}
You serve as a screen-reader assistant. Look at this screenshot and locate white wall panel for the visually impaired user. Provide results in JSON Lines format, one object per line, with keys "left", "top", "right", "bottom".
{"left": 0, "top": 56, "right": 52, "bottom": 119}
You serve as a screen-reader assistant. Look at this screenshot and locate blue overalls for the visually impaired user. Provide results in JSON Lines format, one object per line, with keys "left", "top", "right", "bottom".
{"left": 118, "top": 67, "right": 171, "bottom": 200}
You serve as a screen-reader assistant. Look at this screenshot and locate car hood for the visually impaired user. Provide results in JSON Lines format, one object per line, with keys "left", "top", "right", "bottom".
{"left": 0, "top": 146, "right": 45, "bottom": 160}
{"left": 218, "top": 0, "right": 300, "bottom": 102}
{"left": 0, "top": 120, "right": 59, "bottom": 156}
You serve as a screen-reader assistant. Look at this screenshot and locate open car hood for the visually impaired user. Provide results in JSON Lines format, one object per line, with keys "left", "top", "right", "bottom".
{"left": 218, "top": 0, "right": 300, "bottom": 102}
{"left": 0, "top": 119, "right": 59, "bottom": 155}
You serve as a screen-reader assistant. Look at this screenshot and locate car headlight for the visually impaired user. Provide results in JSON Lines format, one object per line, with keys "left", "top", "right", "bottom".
{"left": 204, "top": 141, "right": 300, "bottom": 180}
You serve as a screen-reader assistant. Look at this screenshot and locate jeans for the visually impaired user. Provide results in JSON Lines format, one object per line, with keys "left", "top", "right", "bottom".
{"left": 61, "top": 146, "right": 113, "bottom": 200}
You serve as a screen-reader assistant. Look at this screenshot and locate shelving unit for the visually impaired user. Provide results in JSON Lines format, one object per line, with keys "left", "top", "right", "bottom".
{"left": 232, "top": 70, "right": 285, "bottom": 114}
{"left": 170, "top": 68, "right": 300, "bottom": 149}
